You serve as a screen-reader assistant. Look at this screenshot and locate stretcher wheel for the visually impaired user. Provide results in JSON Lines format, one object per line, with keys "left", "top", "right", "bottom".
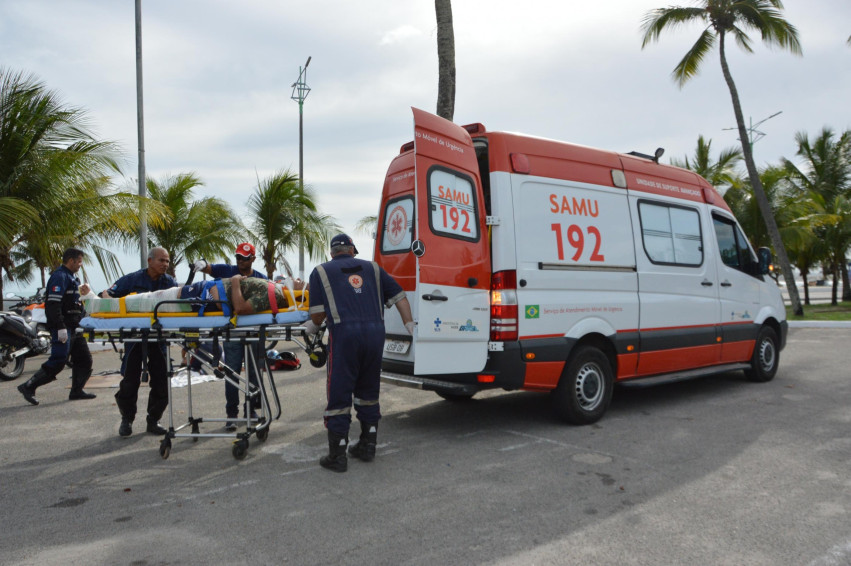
{"left": 309, "top": 349, "right": 327, "bottom": 368}
{"left": 256, "top": 427, "right": 269, "bottom": 442}
{"left": 232, "top": 439, "right": 249, "bottom": 460}
{"left": 159, "top": 438, "right": 171, "bottom": 460}
{"left": 191, "top": 422, "right": 200, "bottom": 441}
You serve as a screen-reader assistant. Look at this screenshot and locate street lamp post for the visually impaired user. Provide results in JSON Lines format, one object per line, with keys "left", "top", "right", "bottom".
{"left": 291, "top": 56, "right": 311, "bottom": 280}
{"left": 135, "top": 0, "right": 148, "bottom": 268}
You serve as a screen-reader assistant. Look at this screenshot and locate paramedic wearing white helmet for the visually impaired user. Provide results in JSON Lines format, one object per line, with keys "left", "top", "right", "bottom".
{"left": 306, "top": 233, "right": 414, "bottom": 473}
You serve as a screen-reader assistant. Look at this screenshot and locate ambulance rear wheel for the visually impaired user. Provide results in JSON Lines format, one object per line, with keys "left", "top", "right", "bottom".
{"left": 744, "top": 326, "right": 779, "bottom": 383}
{"left": 552, "top": 346, "right": 613, "bottom": 425}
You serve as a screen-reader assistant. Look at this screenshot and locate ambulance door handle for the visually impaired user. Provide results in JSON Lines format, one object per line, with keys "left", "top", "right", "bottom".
{"left": 422, "top": 294, "right": 448, "bottom": 301}
{"left": 468, "top": 277, "right": 478, "bottom": 287}
{"left": 720, "top": 280, "right": 732, "bottom": 287}
{"left": 701, "top": 279, "right": 714, "bottom": 287}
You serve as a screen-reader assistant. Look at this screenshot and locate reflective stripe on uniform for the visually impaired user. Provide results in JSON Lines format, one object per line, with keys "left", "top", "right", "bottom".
{"left": 324, "top": 406, "right": 352, "bottom": 417}
{"left": 371, "top": 261, "right": 383, "bottom": 320}
{"left": 353, "top": 397, "right": 379, "bottom": 406}
{"left": 314, "top": 265, "right": 341, "bottom": 324}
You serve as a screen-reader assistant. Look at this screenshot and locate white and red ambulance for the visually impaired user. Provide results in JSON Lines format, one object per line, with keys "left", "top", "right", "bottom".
{"left": 376, "top": 108, "right": 787, "bottom": 424}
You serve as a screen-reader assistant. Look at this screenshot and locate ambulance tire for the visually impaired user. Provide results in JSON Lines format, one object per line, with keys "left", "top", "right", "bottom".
{"left": 744, "top": 326, "right": 779, "bottom": 383}
{"left": 436, "top": 391, "right": 475, "bottom": 402}
{"left": 552, "top": 346, "right": 613, "bottom": 425}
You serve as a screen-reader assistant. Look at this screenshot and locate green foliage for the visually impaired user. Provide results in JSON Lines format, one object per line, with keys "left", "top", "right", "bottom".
{"left": 246, "top": 170, "right": 340, "bottom": 279}
{"left": 141, "top": 173, "right": 244, "bottom": 277}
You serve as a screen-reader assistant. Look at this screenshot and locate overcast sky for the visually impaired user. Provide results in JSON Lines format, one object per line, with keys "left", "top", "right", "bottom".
{"left": 2, "top": 0, "right": 849, "bottom": 293}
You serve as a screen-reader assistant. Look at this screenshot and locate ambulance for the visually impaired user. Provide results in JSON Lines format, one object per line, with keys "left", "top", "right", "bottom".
{"left": 376, "top": 108, "right": 787, "bottom": 424}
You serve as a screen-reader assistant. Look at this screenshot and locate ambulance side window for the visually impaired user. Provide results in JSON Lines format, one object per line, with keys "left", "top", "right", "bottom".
{"left": 427, "top": 166, "right": 480, "bottom": 242}
{"left": 712, "top": 214, "right": 759, "bottom": 275}
{"left": 380, "top": 196, "right": 414, "bottom": 255}
{"left": 638, "top": 201, "right": 703, "bottom": 266}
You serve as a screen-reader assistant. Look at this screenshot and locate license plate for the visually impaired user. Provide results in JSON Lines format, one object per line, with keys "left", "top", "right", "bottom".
{"left": 384, "top": 339, "right": 410, "bottom": 355}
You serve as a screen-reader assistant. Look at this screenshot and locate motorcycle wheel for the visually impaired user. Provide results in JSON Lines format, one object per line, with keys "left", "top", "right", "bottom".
{"left": 0, "top": 345, "right": 25, "bottom": 380}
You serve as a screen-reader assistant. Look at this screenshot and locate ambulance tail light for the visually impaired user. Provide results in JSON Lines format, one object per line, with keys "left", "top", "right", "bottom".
{"left": 490, "top": 270, "right": 518, "bottom": 341}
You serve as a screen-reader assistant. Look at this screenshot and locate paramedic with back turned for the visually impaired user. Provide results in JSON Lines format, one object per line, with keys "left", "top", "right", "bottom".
{"left": 101, "top": 247, "right": 178, "bottom": 437}
{"left": 306, "top": 233, "right": 414, "bottom": 473}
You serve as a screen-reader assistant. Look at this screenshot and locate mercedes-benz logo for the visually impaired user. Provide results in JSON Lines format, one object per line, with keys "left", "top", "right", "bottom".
{"left": 411, "top": 239, "right": 425, "bottom": 257}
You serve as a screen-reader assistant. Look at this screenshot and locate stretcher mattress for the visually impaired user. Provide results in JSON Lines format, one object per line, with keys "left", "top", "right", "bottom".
{"left": 79, "top": 309, "right": 308, "bottom": 330}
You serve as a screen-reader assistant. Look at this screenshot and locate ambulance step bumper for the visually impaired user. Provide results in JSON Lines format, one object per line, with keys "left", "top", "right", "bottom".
{"left": 381, "top": 372, "right": 478, "bottom": 395}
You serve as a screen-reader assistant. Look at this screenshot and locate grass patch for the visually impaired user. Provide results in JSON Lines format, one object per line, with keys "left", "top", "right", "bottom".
{"left": 786, "top": 301, "right": 851, "bottom": 321}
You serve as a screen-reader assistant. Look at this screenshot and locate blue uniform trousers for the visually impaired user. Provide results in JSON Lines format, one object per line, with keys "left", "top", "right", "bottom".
{"left": 324, "top": 321, "right": 385, "bottom": 436}
{"left": 223, "top": 340, "right": 260, "bottom": 417}
{"left": 41, "top": 327, "right": 92, "bottom": 379}
{"left": 115, "top": 342, "right": 169, "bottom": 422}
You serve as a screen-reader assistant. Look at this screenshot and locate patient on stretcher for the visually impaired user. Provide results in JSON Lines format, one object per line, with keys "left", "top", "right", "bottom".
{"left": 85, "top": 276, "right": 307, "bottom": 315}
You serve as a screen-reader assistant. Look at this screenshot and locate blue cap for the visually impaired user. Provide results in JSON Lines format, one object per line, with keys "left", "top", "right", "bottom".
{"left": 330, "top": 233, "right": 358, "bottom": 255}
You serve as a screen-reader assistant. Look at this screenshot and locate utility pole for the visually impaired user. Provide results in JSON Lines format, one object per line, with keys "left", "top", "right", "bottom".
{"left": 724, "top": 111, "right": 782, "bottom": 150}
{"left": 291, "top": 56, "right": 311, "bottom": 280}
{"left": 135, "top": 0, "right": 147, "bottom": 267}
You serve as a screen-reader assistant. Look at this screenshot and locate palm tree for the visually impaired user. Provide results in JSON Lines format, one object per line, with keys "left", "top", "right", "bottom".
{"left": 641, "top": 0, "right": 805, "bottom": 315}
{"left": 783, "top": 128, "right": 851, "bottom": 303}
{"left": 0, "top": 68, "right": 126, "bottom": 296}
{"left": 246, "top": 170, "right": 339, "bottom": 279}
{"left": 142, "top": 173, "right": 244, "bottom": 278}
{"left": 355, "top": 214, "right": 378, "bottom": 237}
{"left": 670, "top": 135, "right": 743, "bottom": 191}
{"left": 435, "top": 0, "right": 456, "bottom": 121}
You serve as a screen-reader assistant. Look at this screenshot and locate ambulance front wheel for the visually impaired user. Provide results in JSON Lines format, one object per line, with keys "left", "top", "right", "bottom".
{"left": 552, "top": 345, "right": 613, "bottom": 425}
{"left": 744, "top": 326, "right": 779, "bottom": 383}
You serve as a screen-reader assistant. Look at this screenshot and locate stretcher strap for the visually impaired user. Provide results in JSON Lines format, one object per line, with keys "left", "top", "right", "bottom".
{"left": 266, "top": 281, "right": 278, "bottom": 322}
{"left": 198, "top": 280, "right": 231, "bottom": 317}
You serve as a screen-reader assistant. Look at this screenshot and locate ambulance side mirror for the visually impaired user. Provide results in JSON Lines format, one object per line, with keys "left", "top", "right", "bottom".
{"left": 757, "top": 247, "right": 772, "bottom": 276}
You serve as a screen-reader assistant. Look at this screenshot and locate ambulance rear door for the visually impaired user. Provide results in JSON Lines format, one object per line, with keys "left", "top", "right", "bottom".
{"left": 411, "top": 107, "right": 490, "bottom": 375}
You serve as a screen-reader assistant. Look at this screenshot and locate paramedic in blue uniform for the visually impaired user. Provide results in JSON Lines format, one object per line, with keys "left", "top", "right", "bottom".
{"left": 101, "top": 247, "right": 178, "bottom": 437}
{"left": 17, "top": 248, "right": 96, "bottom": 405}
{"left": 306, "top": 233, "right": 414, "bottom": 473}
{"left": 192, "top": 242, "right": 266, "bottom": 430}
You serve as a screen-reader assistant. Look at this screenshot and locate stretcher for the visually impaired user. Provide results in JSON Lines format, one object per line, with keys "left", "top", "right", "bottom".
{"left": 78, "top": 292, "right": 326, "bottom": 460}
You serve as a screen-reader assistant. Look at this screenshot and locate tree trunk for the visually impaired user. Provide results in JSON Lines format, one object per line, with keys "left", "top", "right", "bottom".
{"left": 842, "top": 260, "right": 850, "bottom": 302}
{"left": 435, "top": 0, "right": 456, "bottom": 121}
{"left": 718, "top": 33, "right": 804, "bottom": 316}
{"left": 802, "top": 272, "right": 810, "bottom": 305}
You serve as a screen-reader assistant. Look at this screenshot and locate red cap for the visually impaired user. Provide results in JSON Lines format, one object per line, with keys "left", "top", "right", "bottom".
{"left": 235, "top": 242, "right": 256, "bottom": 257}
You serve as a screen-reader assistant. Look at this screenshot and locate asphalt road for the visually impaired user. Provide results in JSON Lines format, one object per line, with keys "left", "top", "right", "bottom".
{"left": 1, "top": 328, "right": 849, "bottom": 566}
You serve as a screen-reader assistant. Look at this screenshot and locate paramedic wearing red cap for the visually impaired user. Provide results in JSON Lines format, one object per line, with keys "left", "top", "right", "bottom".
{"left": 192, "top": 242, "right": 266, "bottom": 429}
{"left": 306, "top": 233, "right": 414, "bottom": 473}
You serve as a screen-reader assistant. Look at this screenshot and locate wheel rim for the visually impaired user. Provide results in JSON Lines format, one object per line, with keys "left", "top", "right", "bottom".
{"left": 575, "top": 362, "right": 604, "bottom": 410}
{"left": 758, "top": 338, "right": 776, "bottom": 373}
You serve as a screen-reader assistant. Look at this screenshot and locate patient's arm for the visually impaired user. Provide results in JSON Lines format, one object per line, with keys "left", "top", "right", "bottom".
{"left": 228, "top": 275, "right": 255, "bottom": 315}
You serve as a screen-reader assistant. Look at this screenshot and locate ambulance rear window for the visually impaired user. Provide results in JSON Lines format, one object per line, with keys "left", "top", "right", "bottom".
{"left": 380, "top": 195, "right": 414, "bottom": 254}
{"left": 427, "top": 165, "right": 480, "bottom": 243}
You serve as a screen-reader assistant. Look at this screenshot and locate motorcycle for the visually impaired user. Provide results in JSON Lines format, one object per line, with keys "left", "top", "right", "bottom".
{"left": 1, "top": 294, "right": 51, "bottom": 380}
{"left": 8, "top": 288, "right": 46, "bottom": 325}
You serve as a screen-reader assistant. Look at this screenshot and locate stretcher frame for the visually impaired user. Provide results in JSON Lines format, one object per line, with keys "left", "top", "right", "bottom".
{"left": 79, "top": 298, "right": 326, "bottom": 460}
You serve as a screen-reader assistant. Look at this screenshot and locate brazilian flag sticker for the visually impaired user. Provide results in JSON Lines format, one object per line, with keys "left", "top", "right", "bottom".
{"left": 525, "top": 305, "right": 539, "bottom": 319}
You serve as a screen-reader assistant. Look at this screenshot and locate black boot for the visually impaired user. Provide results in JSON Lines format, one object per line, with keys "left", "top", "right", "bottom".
{"left": 17, "top": 369, "right": 54, "bottom": 406}
{"left": 146, "top": 417, "right": 167, "bottom": 435}
{"left": 69, "top": 366, "right": 96, "bottom": 400}
{"left": 320, "top": 431, "right": 348, "bottom": 473}
{"left": 118, "top": 418, "right": 133, "bottom": 437}
{"left": 348, "top": 422, "right": 378, "bottom": 462}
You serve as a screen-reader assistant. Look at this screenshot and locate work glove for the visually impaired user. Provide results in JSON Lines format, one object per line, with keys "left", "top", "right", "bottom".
{"left": 405, "top": 321, "right": 415, "bottom": 335}
{"left": 304, "top": 319, "right": 320, "bottom": 337}
{"left": 57, "top": 328, "right": 68, "bottom": 343}
{"left": 193, "top": 259, "right": 208, "bottom": 271}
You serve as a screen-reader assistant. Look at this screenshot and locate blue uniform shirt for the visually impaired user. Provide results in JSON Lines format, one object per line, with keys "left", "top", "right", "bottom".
{"left": 106, "top": 268, "right": 178, "bottom": 298}
{"left": 45, "top": 264, "right": 86, "bottom": 330}
{"left": 209, "top": 264, "right": 266, "bottom": 280}
{"left": 308, "top": 254, "right": 405, "bottom": 329}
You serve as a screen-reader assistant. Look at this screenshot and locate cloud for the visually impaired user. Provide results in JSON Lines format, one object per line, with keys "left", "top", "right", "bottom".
{"left": 380, "top": 25, "right": 424, "bottom": 46}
